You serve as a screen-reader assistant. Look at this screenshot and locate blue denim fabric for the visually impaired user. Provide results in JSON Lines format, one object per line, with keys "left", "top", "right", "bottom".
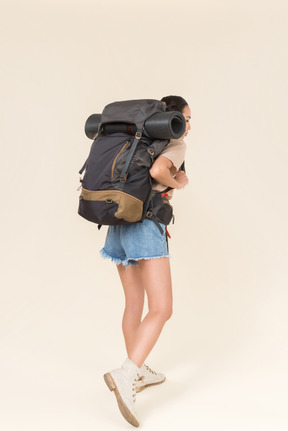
{"left": 100, "top": 219, "right": 170, "bottom": 266}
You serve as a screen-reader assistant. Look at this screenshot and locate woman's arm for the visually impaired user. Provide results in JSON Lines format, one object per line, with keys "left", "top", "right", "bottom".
{"left": 149, "top": 156, "right": 189, "bottom": 189}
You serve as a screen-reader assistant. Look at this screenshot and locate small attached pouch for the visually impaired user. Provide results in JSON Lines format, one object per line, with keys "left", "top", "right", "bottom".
{"left": 146, "top": 191, "right": 174, "bottom": 232}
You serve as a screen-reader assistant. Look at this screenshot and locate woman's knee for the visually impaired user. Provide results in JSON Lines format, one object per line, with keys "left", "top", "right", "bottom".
{"left": 166, "top": 306, "right": 173, "bottom": 320}
{"left": 164, "top": 306, "right": 173, "bottom": 321}
{"left": 149, "top": 305, "right": 173, "bottom": 322}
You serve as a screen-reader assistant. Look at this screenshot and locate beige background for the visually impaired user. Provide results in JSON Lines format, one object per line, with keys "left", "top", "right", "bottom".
{"left": 1, "top": 0, "right": 288, "bottom": 429}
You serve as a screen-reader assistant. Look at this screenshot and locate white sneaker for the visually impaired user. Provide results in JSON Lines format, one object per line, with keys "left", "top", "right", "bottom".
{"left": 135, "top": 363, "right": 166, "bottom": 393}
{"left": 104, "top": 358, "right": 141, "bottom": 427}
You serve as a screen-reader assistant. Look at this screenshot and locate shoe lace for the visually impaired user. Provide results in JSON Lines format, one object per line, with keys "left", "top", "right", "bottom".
{"left": 144, "top": 364, "right": 157, "bottom": 375}
{"left": 132, "top": 373, "right": 142, "bottom": 402}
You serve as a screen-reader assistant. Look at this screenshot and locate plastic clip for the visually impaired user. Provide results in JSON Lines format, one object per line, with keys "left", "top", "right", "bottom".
{"left": 77, "top": 177, "right": 83, "bottom": 191}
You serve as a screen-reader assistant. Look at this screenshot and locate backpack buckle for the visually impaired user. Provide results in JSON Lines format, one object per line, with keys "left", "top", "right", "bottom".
{"left": 120, "top": 173, "right": 128, "bottom": 183}
{"left": 148, "top": 148, "right": 155, "bottom": 156}
{"left": 146, "top": 211, "right": 153, "bottom": 218}
{"left": 135, "top": 131, "right": 142, "bottom": 139}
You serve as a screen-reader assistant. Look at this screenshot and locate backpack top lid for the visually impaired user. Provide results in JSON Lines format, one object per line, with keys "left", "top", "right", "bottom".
{"left": 100, "top": 99, "right": 166, "bottom": 129}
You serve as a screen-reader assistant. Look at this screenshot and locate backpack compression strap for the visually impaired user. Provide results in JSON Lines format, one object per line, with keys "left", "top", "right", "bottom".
{"left": 119, "top": 129, "right": 143, "bottom": 184}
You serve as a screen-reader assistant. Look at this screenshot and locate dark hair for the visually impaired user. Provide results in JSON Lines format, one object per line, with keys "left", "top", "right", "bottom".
{"left": 161, "top": 95, "right": 188, "bottom": 113}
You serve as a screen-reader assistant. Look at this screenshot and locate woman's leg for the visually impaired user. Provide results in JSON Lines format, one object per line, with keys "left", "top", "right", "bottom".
{"left": 117, "top": 264, "right": 145, "bottom": 357}
{"left": 122, "top": 257, "right": 173, "bottom": 368}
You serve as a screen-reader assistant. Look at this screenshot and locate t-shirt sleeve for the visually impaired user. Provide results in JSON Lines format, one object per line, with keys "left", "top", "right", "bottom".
{"left": 151, "top": 138, "right": 187, "bottom": 196}
{"left": 159, "top": 139, "right": 186, "bottom": 171}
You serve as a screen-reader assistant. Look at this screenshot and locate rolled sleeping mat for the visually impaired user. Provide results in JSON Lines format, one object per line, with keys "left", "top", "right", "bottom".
{"left": 85, "top": 111, "right": 186, "bottom": 140}
{"left": 85, "top": 114, "right": 136, "bottom": 139}
{"left": 101, "top": 122, "right": 137, "bottom": 136}
{"left": 144, "top": 111, "right": 186, "bottom": 139}
{"left": 84, "top": 114, "right": 102, "bottom": 139}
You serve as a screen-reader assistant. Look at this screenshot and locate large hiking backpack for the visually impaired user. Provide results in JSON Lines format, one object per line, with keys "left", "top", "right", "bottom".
{"left": 78, "top": 99, "right": 185, "bottom": 231}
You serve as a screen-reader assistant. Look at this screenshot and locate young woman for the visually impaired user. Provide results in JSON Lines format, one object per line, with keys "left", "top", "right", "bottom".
{"left": 101, "top": 96, "right": 191, "bottom": 427}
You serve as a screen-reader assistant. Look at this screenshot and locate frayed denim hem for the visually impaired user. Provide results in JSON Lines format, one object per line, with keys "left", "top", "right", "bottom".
{"left": 100, "top": 248, "right": 171, "bottom": 267}
{"left": 99, "top": 248, "right": 125, "bottom": 265}
{"left": 128, "top": 254, "right": 171, "bottom": 264}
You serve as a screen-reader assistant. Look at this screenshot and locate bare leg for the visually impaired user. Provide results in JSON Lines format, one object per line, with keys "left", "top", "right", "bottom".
{"left": 118, "top": 257, "right": 173, "bottom": 368}
{"left": 117, "top": 264, "right": 145, "bottom": 357}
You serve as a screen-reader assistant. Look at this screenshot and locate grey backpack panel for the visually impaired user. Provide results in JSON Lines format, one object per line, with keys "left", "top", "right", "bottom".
{"left": 101, "top": 99, "right": 166, "bottom": 129}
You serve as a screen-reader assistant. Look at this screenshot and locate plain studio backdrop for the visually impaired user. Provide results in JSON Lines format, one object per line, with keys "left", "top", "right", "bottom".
{"left": 0, "top": 0, "right": 287, "bottom": 430}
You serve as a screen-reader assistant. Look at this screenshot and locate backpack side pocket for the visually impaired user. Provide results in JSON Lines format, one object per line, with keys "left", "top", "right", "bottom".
{"left": 149, "top": 192, "right": 174, "bottom": 226}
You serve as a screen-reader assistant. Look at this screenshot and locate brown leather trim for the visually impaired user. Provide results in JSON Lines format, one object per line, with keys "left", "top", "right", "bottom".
{"left": 80, "top": 188, "right": 143, "bottom": 222}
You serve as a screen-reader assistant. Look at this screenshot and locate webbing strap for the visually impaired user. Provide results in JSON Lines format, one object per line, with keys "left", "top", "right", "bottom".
{"left": 119, "top": 129, "right": 143, "bottom": 183}
{"left": 79, "top": 159, "right": 87, "bottom": 175}
{"left": 125, "top": 167, "right": 147, "bottom": 183}
{"left": 145, "top": 212, "right": 164, "bottom": 234}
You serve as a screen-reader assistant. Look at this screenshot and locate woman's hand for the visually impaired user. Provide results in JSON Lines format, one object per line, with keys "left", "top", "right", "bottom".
{"left": 174, "top": 170, "right": 189, "bottom": 189}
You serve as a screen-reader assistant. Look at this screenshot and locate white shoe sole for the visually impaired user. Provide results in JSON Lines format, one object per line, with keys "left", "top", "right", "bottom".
{"left": 103, "top": 372, "right": 140, "bottom": 427}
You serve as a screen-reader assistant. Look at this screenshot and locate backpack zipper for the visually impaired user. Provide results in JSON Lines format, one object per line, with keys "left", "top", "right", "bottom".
{"left": 111, "top": 141, "right": 129, "bottom": 179}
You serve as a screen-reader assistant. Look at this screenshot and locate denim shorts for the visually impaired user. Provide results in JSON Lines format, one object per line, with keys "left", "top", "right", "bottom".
{"left": 100, "top": 219, "right": 170, "bottom": 266}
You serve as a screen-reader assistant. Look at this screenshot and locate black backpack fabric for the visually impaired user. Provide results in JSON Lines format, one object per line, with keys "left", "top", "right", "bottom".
{"left": 78, "top": 99, "right": 178, "bottom": 230}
